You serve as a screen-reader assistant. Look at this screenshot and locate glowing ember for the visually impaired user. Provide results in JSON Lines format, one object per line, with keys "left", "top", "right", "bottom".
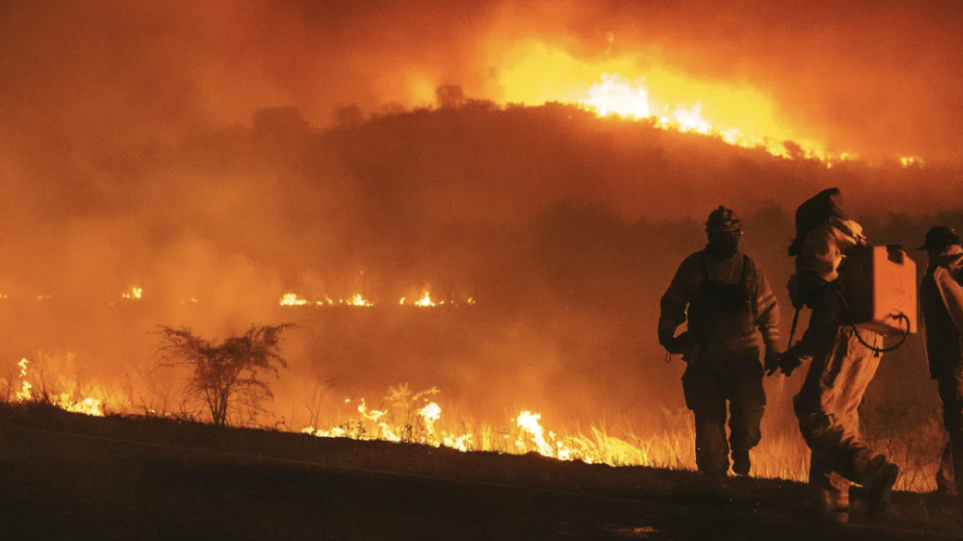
{"left": 11, "top": 356, "right": 107, "bottom": 417}
{"left": 901, "top": 156, "right": 923, "bottom": 167}
{"left": 357, "top": 398, "right": 385, "bottom": 422}
{"left": 60, "top": 396, "right": 104, "bottom": 416}
{"left": 346, "top": 294, "right": 373, "bottom": 307}
{"left": 515, "top": 410, "right": 555, "bottom": 456}
{"left": 283, "top": 293, "right": 373, "bottom": 306}
{"left": 442, "top": 433, "right": 473, "bottom": 452}
{"left": 0, "top": 287, "right": 479, "bottom": 307}
{"left": 298, "top": 385, "right": 612, "bottom": 464}
{"left": 121, "top": 286, "right": 143, "bottom": 300}
{"left": 15, "top": 358, "right": 31, "bottom": 401}
{"left": 280, "top": 293, "right": 308, "bottom": 306}
{"left": 414, "top": 292, "right": 436, "bottom": 307}
{"left": 419, "top": 402, "right": 441, "bottom": 437}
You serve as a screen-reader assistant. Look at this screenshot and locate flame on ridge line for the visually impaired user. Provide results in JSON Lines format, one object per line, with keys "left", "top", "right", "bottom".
{"left": 576, "top": 74, "right": 850, "bottom": 164}
{"left": 572, "top": 75, "right": 925, "bottom": 167}
{"left": 481, "top": 42, "right": 925, "bottom": 168}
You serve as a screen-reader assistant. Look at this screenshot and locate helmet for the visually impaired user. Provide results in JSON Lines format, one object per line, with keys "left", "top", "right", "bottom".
{"left": 918, "top": 226, "right": 961, "bottom": 253}
{"left": 706, "top": 206, "right": 742, "bottom": 233}
{"left": 789, "top": 187, "right": 845, "bottom": 257}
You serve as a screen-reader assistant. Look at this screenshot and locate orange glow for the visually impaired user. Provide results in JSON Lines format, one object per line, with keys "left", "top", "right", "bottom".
{"left": 297, "top": 387, "right": 685, "bottom": 468}
{"left": 277, "top": 290, "right": 471, "bottom": 307}
{"left": 12, "top": 356, "right": 106, "bottom": 417}
{"left": 121, "top": 286, "right": 143, "bottom": 300}
{"left": 414, "top": 291, "right": 436, "bottom": 307}
{"left": 491, "top": 40, "right": 854, "bottom": 163}
{"left": 346, "top": 294, "right": 373, "bottom": 307}
{"left": 901, "top": 156, "right": 923, "bottom": 167}
{"left": 3, "top": 354, "right": 928, "bottom": 492}
{"left": 15, "top": 358, "right": 31, "bottom": 402}
{"left": 578, "top": 74, "right": 845, "bottom": 161}
{"left": 280, "top": 293, "right": 308, "bottom": 306}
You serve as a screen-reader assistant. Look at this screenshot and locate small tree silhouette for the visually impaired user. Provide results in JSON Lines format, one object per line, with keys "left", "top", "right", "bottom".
{"left": 435, "top": 85, "right": 466, "bottom": 109}
{"left": 155, "top": 324, "right": 293, "bottom": 427}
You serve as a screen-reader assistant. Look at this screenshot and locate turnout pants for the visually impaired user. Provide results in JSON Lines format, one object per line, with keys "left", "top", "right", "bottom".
{"left": 681, "top": 351, "right": 765, "bottom": 476}
{"left": 936, "top": 370, "right": 963, "bottom": 496}
{"left": 794, "top": 327, "right": 883, "bottom": 517}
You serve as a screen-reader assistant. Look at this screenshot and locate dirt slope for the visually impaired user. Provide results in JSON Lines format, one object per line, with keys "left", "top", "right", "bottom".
{"left": 0, "top": 405, "right": 959, "bottom": 540}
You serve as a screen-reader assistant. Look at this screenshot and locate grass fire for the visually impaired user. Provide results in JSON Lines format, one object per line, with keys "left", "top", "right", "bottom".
{"left": 3, "top": 1, "right": 963, "bottom": 539}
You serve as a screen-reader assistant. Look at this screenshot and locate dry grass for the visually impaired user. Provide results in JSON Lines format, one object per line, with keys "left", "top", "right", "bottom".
{"left": 3, "top": 356, "right": 948, "bottom": 493}
{"left": 296, "top": 385, "right": 946, "bottom": 493}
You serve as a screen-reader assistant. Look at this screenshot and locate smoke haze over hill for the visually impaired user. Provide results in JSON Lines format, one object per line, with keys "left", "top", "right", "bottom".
{"left": 4, "top": 0, "right": 963, "bottom": 159}
{"left": 0, "top": 1, "right": 961, "bottom": 432}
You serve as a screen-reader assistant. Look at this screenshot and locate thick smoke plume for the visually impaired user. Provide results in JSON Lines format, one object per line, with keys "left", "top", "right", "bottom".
{"left": 0, "top": 1, "right": 960, "bottom": 427}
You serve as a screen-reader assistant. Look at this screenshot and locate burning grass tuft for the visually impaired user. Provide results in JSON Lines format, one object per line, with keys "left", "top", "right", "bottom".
{"left": 0, "top": 357, "right": 947, "bottom": 493}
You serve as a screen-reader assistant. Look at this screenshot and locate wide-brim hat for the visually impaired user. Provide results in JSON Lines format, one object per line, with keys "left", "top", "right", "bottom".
{"left": 918, "top": 226, "right": 960, "bottom": 251}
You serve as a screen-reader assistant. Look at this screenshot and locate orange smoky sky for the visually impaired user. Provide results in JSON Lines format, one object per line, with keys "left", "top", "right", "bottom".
{"left": 0, "top": 0, "right": 961, "bottom": 426}
{"left": 2, "top": 0, "right": 963, "bottom": 160}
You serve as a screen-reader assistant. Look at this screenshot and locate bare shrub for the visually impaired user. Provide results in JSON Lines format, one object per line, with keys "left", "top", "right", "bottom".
{"left": 154, "top": 324, "right": 294, "bottom": 427}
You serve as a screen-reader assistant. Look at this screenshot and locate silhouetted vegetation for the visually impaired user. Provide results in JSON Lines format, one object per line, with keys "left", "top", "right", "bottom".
{"left": 155, "top": 324, "right": 294, "bottom": 426}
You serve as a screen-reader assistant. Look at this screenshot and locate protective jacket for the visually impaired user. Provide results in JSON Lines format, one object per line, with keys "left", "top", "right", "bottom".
{"left": 786, "top": 219, "right": 868, "bottom": 366}
{"left": 920, "top": 261, "right": 963, "bottom": 497}
{"left": 920, "top": 265, "right": 963, "bottom": 379}
{"left": 789, "top": 217, "right": 893, "bottom": 521}
{"left": 795, "top": 218, "right": 865, "bottom": 283}
{"left": 659, "top": 250, "right": 779, "bottom": 359}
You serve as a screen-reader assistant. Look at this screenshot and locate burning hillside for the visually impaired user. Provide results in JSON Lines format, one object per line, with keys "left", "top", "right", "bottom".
{"left": 0, "top": 98, "right": 958, "bottom": 492}
{"left": 1, "top": 1, "right": 962, "bottom": 510}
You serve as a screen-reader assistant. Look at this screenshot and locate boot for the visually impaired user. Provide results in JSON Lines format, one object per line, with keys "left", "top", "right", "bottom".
{"left": 731, "top": 449, "right": 751, "bottom": 475}
{"left": 794, "top": 485, "right": 850, "bottom": 524}
{"left": 862, "top": 455, "right": 899, "bottom": 520}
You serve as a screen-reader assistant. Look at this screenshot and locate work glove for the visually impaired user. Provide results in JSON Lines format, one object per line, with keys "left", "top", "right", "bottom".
{"left": 764, "top": 348, "right": 781, "bottom": 376}
{"left": 659, "top": 329, "right": 684, "bottom": 355}
{"left": 676, "top": 332, "right": 701, "bottom": 363}
{"left": 777, "top": 351, "right": 803, "bottom": 377}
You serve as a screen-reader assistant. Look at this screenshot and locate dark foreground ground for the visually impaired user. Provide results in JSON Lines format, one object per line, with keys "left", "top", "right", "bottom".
{"left": 0, "top": 405, "right": 961, "bottom": 541}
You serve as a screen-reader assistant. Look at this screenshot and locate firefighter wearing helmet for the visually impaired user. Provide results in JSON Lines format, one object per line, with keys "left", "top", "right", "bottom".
{"left": 658, "top": 206, "right": 781, "bottom": 482}
{"left": 774, "top": 188, "right": 899, "bottom": 523}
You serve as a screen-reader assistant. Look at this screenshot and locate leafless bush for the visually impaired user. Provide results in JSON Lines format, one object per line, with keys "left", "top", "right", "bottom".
{"left": 154, "top": 324, "right": 294, "bottom": 427}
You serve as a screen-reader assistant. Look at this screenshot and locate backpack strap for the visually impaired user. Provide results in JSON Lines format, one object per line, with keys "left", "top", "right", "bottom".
{"left": 740, "top": 255, "right": 757, "bottom": 318}
{"left": 739, "top": 254, "right": 750, "bottom": 288}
